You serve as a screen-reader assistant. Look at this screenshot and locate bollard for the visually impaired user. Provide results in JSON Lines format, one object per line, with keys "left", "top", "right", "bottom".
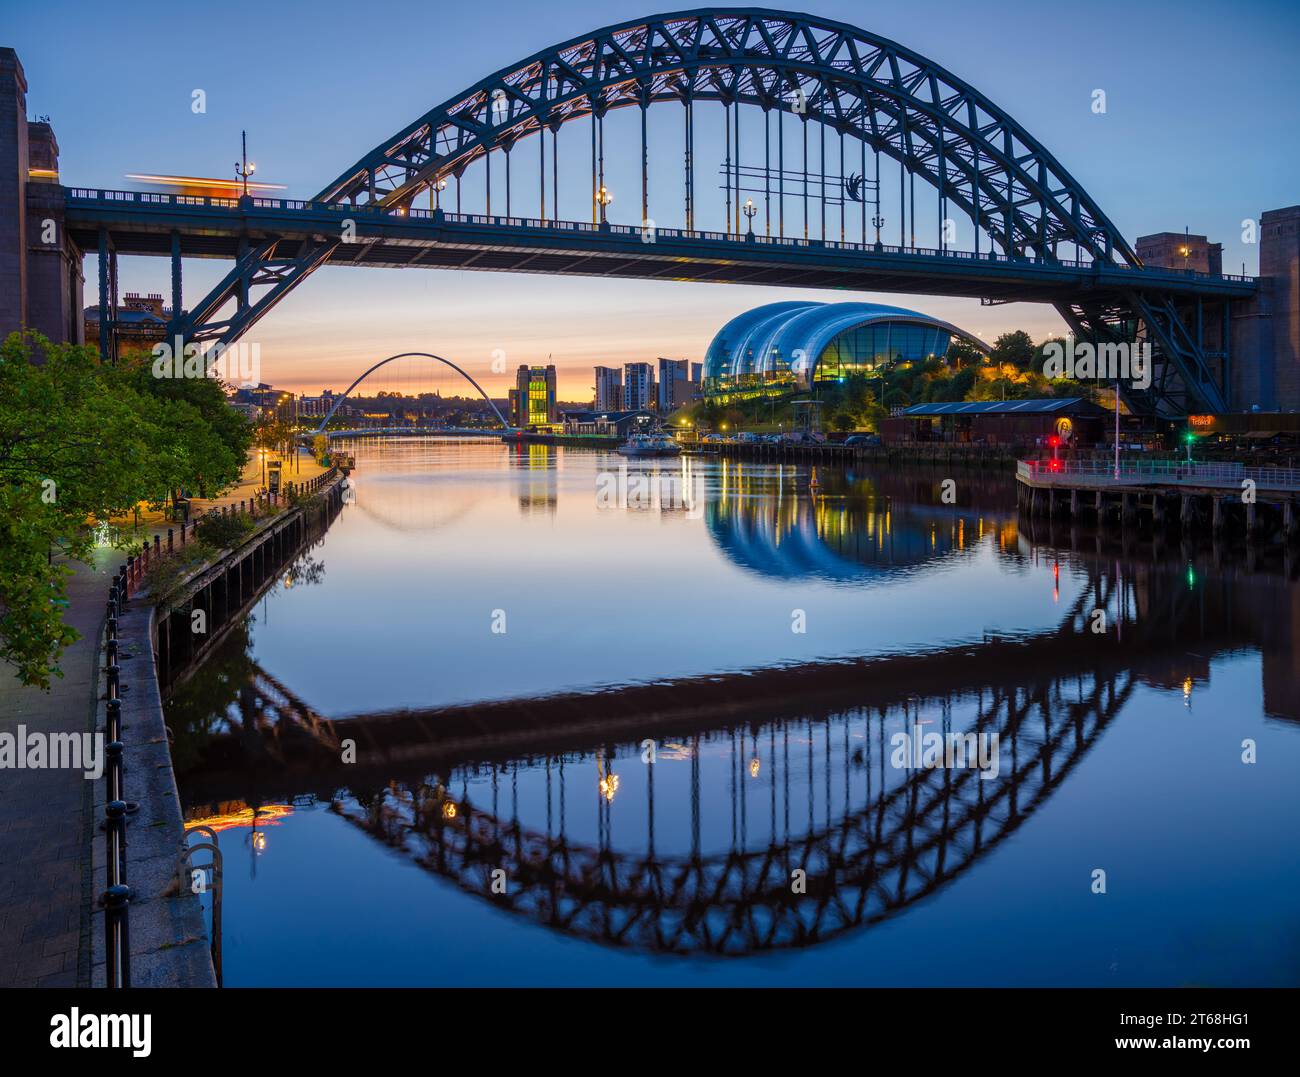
{"left": 167, "top": 528, "right": 174, "bottom": 552}
{"left": 154, "top": 535, "right": 161, "bottom": 557}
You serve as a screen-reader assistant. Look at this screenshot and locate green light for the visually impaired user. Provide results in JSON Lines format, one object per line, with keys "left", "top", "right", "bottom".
{"left": 1186, "top": 564, "right": 1196, "bottom": 588}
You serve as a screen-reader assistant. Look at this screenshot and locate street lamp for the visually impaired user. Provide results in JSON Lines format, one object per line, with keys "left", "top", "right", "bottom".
{"left": 433, "top": 177, "right": 447, "bottom": 211}
{"left": 235, "top": 130, "right": 256, "bottom": 198}
{"left": 742, "top": 197, "right": 757, "bottom": 236}
{"left": 596, "top": 184, "right": 613, "bottom": 224}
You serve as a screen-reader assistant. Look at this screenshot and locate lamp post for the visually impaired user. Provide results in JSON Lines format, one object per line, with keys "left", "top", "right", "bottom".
{"left": 742, "top": 197, "right": 757, "bottom": 236}
{"left": 596, "top": 184, "right": 613, "bottom": 225}
{"left": 433, "top": 177, "right": 447, "bottom": 212}
{"left": 235, "top": 130, "right": 256, "bottom": 198}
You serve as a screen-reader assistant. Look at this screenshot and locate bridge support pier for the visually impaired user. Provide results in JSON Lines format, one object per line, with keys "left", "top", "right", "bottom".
{"left": 1121, "top": 492, "right": 1136, "bottom": 530}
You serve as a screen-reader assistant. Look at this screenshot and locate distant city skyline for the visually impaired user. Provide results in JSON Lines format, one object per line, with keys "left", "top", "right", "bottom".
{"left": 10, "top": 0, "right": 1297, "bottom": 398}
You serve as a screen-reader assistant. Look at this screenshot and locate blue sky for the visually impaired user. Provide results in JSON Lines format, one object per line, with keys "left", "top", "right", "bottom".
{"left": 9, "top": 0, "right": 1299, "bottom": 395}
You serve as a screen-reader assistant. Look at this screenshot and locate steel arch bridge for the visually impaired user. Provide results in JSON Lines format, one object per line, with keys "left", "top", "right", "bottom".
{"left": 64, "top": 8, "right": 1257, "bottom": 416}
{"left": 309, "top": 352, "right": 513, "bottom": 432}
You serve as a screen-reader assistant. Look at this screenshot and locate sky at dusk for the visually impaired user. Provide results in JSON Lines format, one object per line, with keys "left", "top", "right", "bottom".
{"left": 8, "top": 0, "right": 1299, "bottom": 399}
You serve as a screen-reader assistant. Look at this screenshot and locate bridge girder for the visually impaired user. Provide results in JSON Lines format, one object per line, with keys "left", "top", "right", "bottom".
{"left": 153, "top": 7, "right": 1240, "bottom": 415}
{"left": 318, "top": 8, "right": 1132, "bottom": 268}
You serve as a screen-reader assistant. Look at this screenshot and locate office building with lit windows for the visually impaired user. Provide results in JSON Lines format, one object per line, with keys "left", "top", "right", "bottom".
{"left": 623, "top": 362, "right": 656, "bottom": 411}
{"left": 508, "top": 364, "right": 558, "bottom": 428}
{"left": 701, "top": 301, "right": 988, "bottom": 402}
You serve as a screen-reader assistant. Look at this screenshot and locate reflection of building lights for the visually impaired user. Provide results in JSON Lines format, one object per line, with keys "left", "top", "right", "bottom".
{"left": 749, "top": 758, "right": 761, "bottom": 778}
{"left": 599, "top": 773, "right": 620, "bottom": 802}
{"left": 442, "top": 801, "right": 458, "bottom": 820}
{"left": 253, "top": 831, "right": 267, "bottom": 853}
{"left": 1183, "top": 676, "right": 1193, "bottom": 706}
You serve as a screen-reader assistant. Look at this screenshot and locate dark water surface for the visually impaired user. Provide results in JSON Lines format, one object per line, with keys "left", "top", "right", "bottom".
{"left": 168, "top": 438, "right": 1300, "bottom": 986}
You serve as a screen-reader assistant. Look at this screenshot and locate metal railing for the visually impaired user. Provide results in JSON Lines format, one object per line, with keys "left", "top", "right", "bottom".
{"left": 62, "top": 188, "right": 1257, "bottom": 285}
{"left": 122, "top": 467, "right": 338, "bottom": 599}
{"left": 1017, "top": 457, "right": 1300, "bottom": 491}
{"left": 97, "top": 465, "right": 340, "bottom": 986}
{"left": 102, "top": 570, "right": 133, "bottom": 988}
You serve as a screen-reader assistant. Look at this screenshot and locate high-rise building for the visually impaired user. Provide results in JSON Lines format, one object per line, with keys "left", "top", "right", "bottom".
{"left": 594, "top": 365, "right": 623, "bottom": 410}
{"left": 657, "top": 357, "right": 700, "bottom": 410}
{"left": 508, "top": 364, "right": 558, "bottom": 427}
{"left": 624, "top": 362, "right": 656, "bottom": 411}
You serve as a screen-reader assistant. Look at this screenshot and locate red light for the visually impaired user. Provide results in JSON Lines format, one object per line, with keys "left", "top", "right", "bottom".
{"left": 1049, "top": 459, "right": 1061, "bottom": 471}
{"left": 1048, "top": 436, "right": 1059, "bottom": 447}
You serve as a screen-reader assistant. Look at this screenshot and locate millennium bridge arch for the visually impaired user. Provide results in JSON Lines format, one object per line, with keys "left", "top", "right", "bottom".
{"left": 312, "top": 351, "right": 513, "bottom": 433}
{"left": 63, "top": 10, "right": 1258, "bottom": 416}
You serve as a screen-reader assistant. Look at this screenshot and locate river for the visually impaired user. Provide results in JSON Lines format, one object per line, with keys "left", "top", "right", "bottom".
{"left": 167, "top": 437, "right": 1300, "bottom": 986}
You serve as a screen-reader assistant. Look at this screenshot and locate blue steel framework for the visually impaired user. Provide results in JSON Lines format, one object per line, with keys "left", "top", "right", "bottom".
{"left": 68, "top": 9, "right": 1255, "bottom": 416}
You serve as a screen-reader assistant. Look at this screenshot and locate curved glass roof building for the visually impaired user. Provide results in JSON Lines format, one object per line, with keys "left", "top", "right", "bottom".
{"left": 701, "top": 301, "right": 989, "bottom": 400}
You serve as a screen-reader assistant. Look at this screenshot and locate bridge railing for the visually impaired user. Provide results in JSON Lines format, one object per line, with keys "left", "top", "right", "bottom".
{"left": 64, "top": 187, "right": 1257, "bottom": 284}
{"left": 1018, "top": 457, "right": 1300, "bottom": 491}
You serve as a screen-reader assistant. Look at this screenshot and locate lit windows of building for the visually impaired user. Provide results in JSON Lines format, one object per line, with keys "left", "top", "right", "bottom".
{"left": 700, "top": 301, "right": 988, "bottom": 402}
{"left": 508, "top": 364, "right": 558, "bottom": 429}
{"left": 623, "top": 362, "right": 656, "bottom": 411}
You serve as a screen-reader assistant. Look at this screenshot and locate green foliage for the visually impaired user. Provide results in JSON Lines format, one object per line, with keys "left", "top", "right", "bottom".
{"left": 990, "top": 330, "right": 1036, "bottom": 368}
{"left": 193, "top": 509, "right": 255, "bottom": 548}
{"left": 0, "top": 332, "right": 249, "bottom": 688}
{"left": 139, "top": 540, "right": 216, "bottom": 603}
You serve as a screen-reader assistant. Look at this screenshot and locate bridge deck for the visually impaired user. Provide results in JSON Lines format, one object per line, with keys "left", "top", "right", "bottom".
{"left": 65, "top": 189, "right": 1258, "bottom": 304}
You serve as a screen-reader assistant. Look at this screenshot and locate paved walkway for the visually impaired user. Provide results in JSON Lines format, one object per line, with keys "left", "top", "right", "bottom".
{"left": 0, "top": 447, "right": 327, "bottom": 987}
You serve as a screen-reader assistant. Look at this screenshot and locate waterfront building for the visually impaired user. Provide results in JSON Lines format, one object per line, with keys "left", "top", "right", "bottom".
{"left": 624, "top": 362, "right": 656, "bottom": 411}
{"left": 562, "top": 409, "right": 655, "bottom": 437}
{"left": 701, "top": 301, "right": 989, "bottom": 402}
{"left": 297, "top": 389, "right": 337, "bottom": 418}
{"left": 594, "top": 365, "right": 623, "bottom": 410}
{"left": 83, "top": 291, "right": 171, "bottom": 351}
{"left": 881, "top": 397, "right": 1108, "bottom": 447}
{"left": 508, "top": 364, "right": 558, "bottom": 428}
{"left": 657, "top": 357, "right": 700, "bottom": 410}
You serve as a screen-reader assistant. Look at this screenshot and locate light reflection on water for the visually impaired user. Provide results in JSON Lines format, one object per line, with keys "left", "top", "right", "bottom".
{"left": 169, "top": 437, "right": 1300, "bottom": 987}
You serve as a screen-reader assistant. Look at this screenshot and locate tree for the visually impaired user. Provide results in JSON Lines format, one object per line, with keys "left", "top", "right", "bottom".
{"left": 0, "top": 332, "right": 248, "bottom": 688}
{"left": 990, "top": 330, "right": 1036, "bottom": 370}
{"left": 946, "top": 339, "right": 983, "bottom": 369}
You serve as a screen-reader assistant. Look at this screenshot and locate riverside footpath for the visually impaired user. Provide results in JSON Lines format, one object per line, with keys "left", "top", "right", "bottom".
{"left": 0, "top": 449, "right": 330, "bottom": 987}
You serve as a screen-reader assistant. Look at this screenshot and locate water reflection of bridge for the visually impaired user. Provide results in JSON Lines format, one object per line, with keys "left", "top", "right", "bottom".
{"left": 175, "top": 554, "right": 1288, "bottom": 956}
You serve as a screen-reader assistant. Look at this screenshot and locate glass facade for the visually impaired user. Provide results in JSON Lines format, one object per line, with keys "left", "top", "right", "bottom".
{"left": 701, "top": 302, "right": 978, "bottom": 400}
{"left": 816, "top": 323, "right": 952, "bottom": 381}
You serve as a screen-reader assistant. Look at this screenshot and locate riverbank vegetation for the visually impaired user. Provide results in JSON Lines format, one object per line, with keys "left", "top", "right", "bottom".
{"left": 0, "top": 333, "right": 252, "bottom": 688}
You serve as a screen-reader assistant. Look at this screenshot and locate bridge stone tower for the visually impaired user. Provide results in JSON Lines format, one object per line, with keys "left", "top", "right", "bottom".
{"left": 0, "top": 48, "right": 84, "bottom": 350}
{"left": 1252, "top": 206, "right": 1300, "bottom": 411}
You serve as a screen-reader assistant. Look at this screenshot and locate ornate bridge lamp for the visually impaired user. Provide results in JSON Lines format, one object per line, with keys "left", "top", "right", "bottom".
{"left": 872, "top": 210, "right": 886, "bottom": 250}
{"left": 743, "top": 198, "right": 757, "bottom": 240}
{"left": 432, "top": 178, "right": 447, "bottom": 215}
{"left": 235, "top": 130, "right": 256, "bottom": 201}
{"left": 596, "top": 184, "right": 613, "bottom": 228}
